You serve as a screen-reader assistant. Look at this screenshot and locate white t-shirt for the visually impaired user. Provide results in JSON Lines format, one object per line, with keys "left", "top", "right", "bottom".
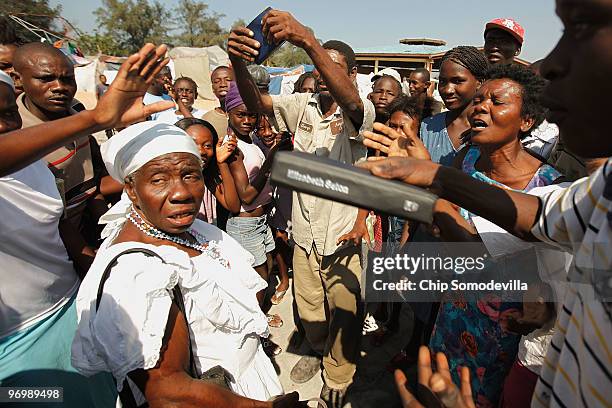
{"left": 143, "top": 92, "right": 174, "bottom": 121}
{"left": 0, "top": 160, "right": 79, "bottom": 338}
{"left": 155, "top": 108, "right": 206, "bottom": 125}
{"left": 522, "top": 120, "right": 559, "bottom": 160}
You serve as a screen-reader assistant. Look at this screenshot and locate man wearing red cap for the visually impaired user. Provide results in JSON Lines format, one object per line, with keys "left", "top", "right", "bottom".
{"left": 484, "top": 18, "right": 525, "bottom": 65}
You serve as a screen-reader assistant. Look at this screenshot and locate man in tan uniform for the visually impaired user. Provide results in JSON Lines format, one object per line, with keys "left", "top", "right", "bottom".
{"left": 228, "top": 10, "right": 374, "bottom": 407}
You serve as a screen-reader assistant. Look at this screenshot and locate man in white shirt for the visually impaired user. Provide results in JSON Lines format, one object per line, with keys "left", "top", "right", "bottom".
{"left": 143, "top": 66, "right": 174, "bottom": 120}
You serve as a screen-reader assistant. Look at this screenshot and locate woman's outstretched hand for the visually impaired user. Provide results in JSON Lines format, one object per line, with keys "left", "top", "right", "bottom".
{"left": 395, "top": 346, "right": 475, "bottom": 408}
{"left": 363, "top": 122, "right": 431, "bottom": 161}
{"left": 92, "top": 43, "right": 173, "bottom": 128}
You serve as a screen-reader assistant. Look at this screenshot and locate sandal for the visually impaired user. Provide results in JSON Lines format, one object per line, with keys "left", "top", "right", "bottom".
{"left": 261, "top": 337, "right": 282, "bottom": 356}
{"left": 270, "top": 288, "right": 288, "bottom": 305}
{"left": 266, "top": 313, "right": 284, "bottom": 328}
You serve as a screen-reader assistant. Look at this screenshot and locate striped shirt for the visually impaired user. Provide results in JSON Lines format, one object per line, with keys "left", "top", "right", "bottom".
{"left": 17, "top": 94, "right": 97, "bottom": 226}
{"left": 530, "top": 157, "right": 612, "bottom": 407}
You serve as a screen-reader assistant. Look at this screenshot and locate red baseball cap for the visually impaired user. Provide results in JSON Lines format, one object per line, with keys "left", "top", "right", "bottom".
{"left": 485, "top": 18, "right": 525, "bottom": 45}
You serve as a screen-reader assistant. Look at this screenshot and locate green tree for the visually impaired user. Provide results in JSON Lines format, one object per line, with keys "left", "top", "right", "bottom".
{"left": 94, "top": 0, "right": 171, "bottom": 54}
{"left": 173, "top": 0, "right": 227, "bottom": 48}
{"left": 0, "top": 0, "right": 62, "bottom": 43}
{"left": 231, "top": 18, "right": 247, "bottom": 30}
{"left": 267, "top": 43, "right": 312, "bottom": 67}
{"left": 78, "top": 30, "right": 123, "bottom": 55}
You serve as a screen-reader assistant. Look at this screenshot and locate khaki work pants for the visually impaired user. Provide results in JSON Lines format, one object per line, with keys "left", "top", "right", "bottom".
{"left": 293, "top": 243, "right": 364, "bottom": 389}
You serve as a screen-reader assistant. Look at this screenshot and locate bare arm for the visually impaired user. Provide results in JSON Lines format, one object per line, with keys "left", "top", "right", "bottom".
{"left": 99, "top": 176, "right": 124, "bottom": 198}
{"left": 210, "top": 135, "right": 241, "bottom": 213}
{"left": 261, "top": 10, "right": 363, "bottom": 125}
{"left": 432, "top": 199, "right": 480, "bottom": 242}
{"left": 211, "top": 163, "right": 241, "bottom": 213}
{"left": 360, "top": 158, "right": 541, "bottom": 241}
{"left": 58, "top": 220, "right": 96, "bottom": 278}
{"left": 227, "top": 149, "right": 270, "bottom": 206}
{"left": 0, "top": 44, "right": 173, "bottom": 177}
{"left": 227, "top": 10, "right": 364, "bottom": 125}
{"left": 227, "top": 28, "right": 274, "bottom": 117}
{"left": 130, "top": 304, "right": 299, "bottom": 408}
{"left": 176, "top": 98, "right": 193, "bottom": 118}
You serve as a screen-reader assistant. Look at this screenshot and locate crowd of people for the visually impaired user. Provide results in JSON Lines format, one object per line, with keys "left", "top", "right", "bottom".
{"left": 0, "top": 0, "right": 610, "bottom": 407}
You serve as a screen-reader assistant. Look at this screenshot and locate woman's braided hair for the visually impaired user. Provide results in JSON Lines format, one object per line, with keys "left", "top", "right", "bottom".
{"left": 440, "top": 46, "right": 489, "bottom": 82}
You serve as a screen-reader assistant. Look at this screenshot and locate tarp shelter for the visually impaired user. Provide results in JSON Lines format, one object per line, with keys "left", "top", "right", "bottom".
{"left": 74, "top": 59, "right": 98, "bottom": 93}
{"left": 168, "top": 46, "right": 230, "bottom": 101}
{"left": 262, "top": 65, "right": 374, "bottom": 99}
{"left": 263, "top": 65, "right": 314, "bottom": 95}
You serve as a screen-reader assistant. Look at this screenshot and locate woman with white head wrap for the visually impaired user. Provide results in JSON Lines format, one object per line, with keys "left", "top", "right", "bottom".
{"left": 0, "top": 44, "right": 177, "bottom": 408}
{"left": 71, "top": 121, "right": 296, "bottom": 407}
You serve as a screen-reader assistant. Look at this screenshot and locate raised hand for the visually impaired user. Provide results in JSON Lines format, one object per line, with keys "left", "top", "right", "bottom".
{"left": 216, "top": 134, "right": 238, "bottom": 164}
{"left": 363, "top": 122, "right": 431, "bottom": 160}
{"left": 227, "top": 27, "right": 261, "bottom": 63}
{"left": 92, "top": 43, "right": 173, "bottom": 128}
{"left": 395, "top": 347, "right": 475, "bottom": 408}
{"left": 262, "top": 10, "right": 315, "bottom": 49}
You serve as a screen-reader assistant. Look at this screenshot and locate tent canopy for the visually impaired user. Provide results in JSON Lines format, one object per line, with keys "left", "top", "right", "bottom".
{"left": 168, "top": 46, "right": 230, "bottom": 101}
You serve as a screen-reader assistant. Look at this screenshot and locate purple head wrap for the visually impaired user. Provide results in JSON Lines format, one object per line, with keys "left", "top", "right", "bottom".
{"left": 224, "top": 81, "right": 246, "bottom": 113}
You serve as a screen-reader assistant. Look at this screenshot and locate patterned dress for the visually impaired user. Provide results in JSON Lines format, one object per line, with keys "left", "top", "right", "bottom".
{"left": 429, "top": 146, "right": 563, "bottom": 408}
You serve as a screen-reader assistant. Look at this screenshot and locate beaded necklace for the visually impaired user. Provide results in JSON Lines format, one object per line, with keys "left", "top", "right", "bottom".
{"left": 127, "top": 206, "right": 230, "bottom": 269}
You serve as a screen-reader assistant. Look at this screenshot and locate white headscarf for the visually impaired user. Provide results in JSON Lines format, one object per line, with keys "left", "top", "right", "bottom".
{"left": 99, "top": 121, "right": 202, "bottom": 237}
{"left": 101, "top": 121, "right": 201, "bottom": 182}
{"left": 0, "top": 70, "right": 15, "bottom": 91}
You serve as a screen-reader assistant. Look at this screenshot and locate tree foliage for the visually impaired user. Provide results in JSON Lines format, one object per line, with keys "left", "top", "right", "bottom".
{"left": 173, "top": 0, "right": 226, "bottom": 48}
{"left": 93, "top": 0, "right": 172, "bottom": 54}
{"left": 0, "top": 0, "right": 62, "bottom": 43}
{"left": 78, "top": 30, "right": 123, "bottom": 55}
{"left": 267, "top": 43, "right": 312, "bottom": 67}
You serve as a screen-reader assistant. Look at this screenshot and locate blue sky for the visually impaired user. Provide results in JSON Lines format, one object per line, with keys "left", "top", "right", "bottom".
{"left": 50, "top": 0, "right": 562, "bottom": 62}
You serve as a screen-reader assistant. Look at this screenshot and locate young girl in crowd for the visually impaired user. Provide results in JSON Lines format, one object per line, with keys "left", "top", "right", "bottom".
{"left": 174, "top": 118, "right": 241, "bottom": 222}
{"left": 253, "top": 114, "right": 292, "bottom": 305}
{"left": 223, "top": 82, "right": 290, "bottom": 355}
{"left": 420, "top": 46, "right": 489, "bottom": 166}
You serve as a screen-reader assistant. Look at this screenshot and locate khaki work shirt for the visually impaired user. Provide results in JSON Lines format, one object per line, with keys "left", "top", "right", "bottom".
{"left": 271, "top": 93, "right": 375, "bottom": 256}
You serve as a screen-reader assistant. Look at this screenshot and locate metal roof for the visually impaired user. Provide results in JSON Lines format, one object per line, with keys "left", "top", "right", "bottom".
{"left": 354, "top": 43, "right": 448, "bottom": 56}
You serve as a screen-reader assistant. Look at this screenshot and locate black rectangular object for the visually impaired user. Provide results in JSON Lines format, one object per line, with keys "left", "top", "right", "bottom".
{"left": 270, "top": 151, "right": 437, "bottom": 224}
{"left": 246, "top": 7, "right": 285, "bottom": 64}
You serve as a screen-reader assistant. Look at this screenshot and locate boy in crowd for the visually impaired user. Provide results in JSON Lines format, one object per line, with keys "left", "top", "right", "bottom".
{"left": 228, "top": 10, "right": 375, "bottom": 407}
{"left": 203, "top": 65, "right": 234, "bottom": 231}
{"left": 202, "top": 65, "right": 233, "bottom": 139}
{"left": 407, "top": 68, "right": 444, "bottom": 118}
{"left": 143, "top": 66, "right": 173, "bottom": 120}
{"left": 483, "top": 17, "right": 524, "bottom": 66}
{"left": 96, "top": 74, "right": 109, "bottom": 100}
{"left": 369, "top": 74, "right": 402, "bottom": 123}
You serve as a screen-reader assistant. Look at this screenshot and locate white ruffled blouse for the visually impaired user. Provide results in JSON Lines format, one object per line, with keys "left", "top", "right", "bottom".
{"left": 71, "top": 219, "right": 281, "bottom": 399}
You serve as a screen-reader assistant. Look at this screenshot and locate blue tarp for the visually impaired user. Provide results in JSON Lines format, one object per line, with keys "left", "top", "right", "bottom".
{"left": 264, "top": 65, "right": 315, "bottom": 95}
{"left": 264, "top": 64, "right": 314, "bottom": 74}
